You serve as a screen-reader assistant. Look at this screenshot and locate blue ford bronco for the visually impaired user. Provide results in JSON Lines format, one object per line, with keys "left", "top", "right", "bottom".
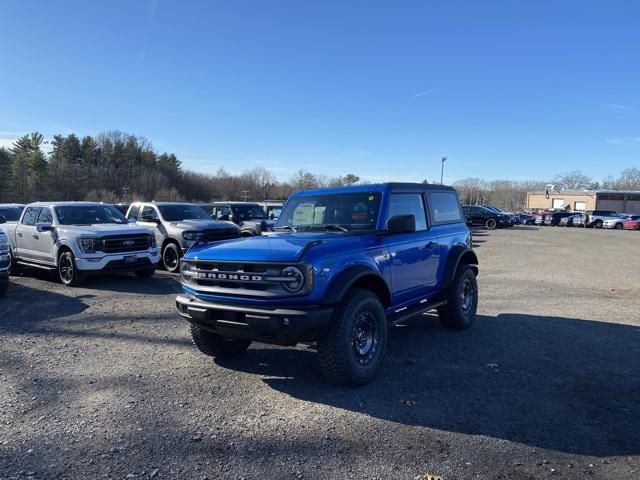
{"left": 176, "top": 183, "right": 478, "bottom": 385}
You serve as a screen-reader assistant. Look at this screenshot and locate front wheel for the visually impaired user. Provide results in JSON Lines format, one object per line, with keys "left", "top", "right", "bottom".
{"left": 317, "top": 289, "right": 387, "bottom": 386}
{"left": 615, "top": 223, "right": 623, "bottom": 230}
{"left": 437, "top": 264, "right": 478, "bottom": 330}
{"left": 162, "top": 242, "right": 181, "bottom": 273}
{"left": 58, "top": 250, "right": 84, "bottom": 287}
{"left": 190, "top": 325, "right": 251, "bottom": 358}
{"left": 594, "top": 220, "right": 603, "bottom": 229}
{"left": 485, "top": 218, "right": 497, "bottom": 230}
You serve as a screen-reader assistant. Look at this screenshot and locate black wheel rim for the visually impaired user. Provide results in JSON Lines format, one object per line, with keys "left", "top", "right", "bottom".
{"left": 164, "top": 247, "right": 179, "bottom": 270}
{"left": 60, "top": 254, "right": 73, "bottom": 283}
{"left": 460, "top": 278, "right": 474, "bottom": 315}
{"left": 352, "top": 311, "right": 378, "bottom": 365}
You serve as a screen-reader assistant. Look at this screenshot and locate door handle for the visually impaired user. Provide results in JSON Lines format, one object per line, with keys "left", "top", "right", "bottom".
{"left": 17, "top": 232, "right": 23, "bottom": 237}
{"left": 32, "top": 234, "right": 39, "bottom": 239}
{"left": 425, "top": 241, "right": 438, "bottom": 249}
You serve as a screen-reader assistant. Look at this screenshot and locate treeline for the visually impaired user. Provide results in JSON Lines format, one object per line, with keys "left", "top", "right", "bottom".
{"left": 453, "top": 168, "right": 640, "bottom": 211}
{"left": 0, "top": 131, "right": 361, "bottom": 204}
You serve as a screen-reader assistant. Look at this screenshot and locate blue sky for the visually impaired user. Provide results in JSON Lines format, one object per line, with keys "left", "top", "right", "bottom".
{"left": 1, "top": 0, "right": 639, "bottom": 183}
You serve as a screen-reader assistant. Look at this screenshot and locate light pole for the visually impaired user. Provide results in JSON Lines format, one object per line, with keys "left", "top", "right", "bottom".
{"left": 440, "top": 156, "right": 447, "bottom": 184}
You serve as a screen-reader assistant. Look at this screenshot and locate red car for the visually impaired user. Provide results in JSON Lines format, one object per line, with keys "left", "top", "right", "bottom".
{"left": 623, "top": 215, "right": 640, "bottom": 230}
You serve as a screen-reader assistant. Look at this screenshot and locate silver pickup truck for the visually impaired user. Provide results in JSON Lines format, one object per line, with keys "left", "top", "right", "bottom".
{"left": 126, "top": 202, "right": 240, "bottom": 273}
{"left": 2, "top": 202, "right": 160, "bottom": 286}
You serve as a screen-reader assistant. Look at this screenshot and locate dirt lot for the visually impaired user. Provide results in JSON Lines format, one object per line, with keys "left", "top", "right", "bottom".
{"left": 1, "top": 226, "right": 639, "bottom": 480}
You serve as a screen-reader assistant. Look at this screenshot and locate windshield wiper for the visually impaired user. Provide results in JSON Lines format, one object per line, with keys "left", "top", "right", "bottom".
{"left": 306, "top": 224, "right": 349, "bottom": 232}
{"left": 274, "top": 225, "right": 297, "bottom": 232}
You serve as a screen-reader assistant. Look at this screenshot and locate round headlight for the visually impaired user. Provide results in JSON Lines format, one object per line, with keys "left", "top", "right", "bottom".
{"left": 281, "top": 266, "right": 305, "bottom": 292}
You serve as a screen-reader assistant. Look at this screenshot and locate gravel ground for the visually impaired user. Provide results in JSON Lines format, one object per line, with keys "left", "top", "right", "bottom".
{"left": 1, "top": 226, "right": 639, "bottom": 480}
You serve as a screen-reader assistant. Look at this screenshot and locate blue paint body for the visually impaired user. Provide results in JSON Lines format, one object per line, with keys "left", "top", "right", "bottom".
{"left": 181, "top": 183, "right": 473, "bottom": 318}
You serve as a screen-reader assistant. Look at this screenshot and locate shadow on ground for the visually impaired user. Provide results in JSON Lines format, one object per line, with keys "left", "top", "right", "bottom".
{"left": 217, "top": 313, "right": 640, "bottom": 457}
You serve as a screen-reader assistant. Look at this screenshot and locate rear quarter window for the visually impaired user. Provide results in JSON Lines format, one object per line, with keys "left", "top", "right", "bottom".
{"left": 428, "top": 192, "right": 463, "bottom": 224}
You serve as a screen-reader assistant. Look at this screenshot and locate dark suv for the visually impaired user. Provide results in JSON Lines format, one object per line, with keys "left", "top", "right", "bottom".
{"left": 462, "top": 205, "right": 508, "bottom": 229}
{"left": 201, "top": 202, "right": 272, "bottom": 236}
{"left": 176, "top": 183, "right": 479, "bottom": 385}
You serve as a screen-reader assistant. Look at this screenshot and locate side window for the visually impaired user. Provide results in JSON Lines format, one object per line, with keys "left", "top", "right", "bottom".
{"left": 428, "top": 192, "right": 462, "bottom": 224}
{"left": 386, "top": 194, "right": 427, "bottom": 231}
{"left": 214, "top": 206, "right": 231, "bottom": 220}
{"left": 36, "top": 207, "right": 53, "bottom": 225}
{"left": 21, "top": 207, "right": 40, "bottom": 226}
{"left": 141, "top": 206, "right": 159, "bottom": 221}
{"left": 127, "top": 205, "right": 140, "bottom": 220}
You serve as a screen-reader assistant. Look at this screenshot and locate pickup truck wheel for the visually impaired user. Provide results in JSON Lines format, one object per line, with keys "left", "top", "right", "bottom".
{"left": 58, "top": 250, "right": 84, "bottom": 287}
{"left": 437, "top": 264, "right": 477, "bottom": 330}
{"left": 190, "top": 325, "right": 251, "bottom": 358}
{"left": 317, "top": 289, "right": 387, "bottom": 386}
{"left": 162, "top": 242, "right": 181, "bottom": 273}
{"left": 594, "top": 220, "right": 603, "bottom": 229}
{"left": 485, "top": 218, "right": 497, "bottom": 230}
{"left": 134, "top": 267, "right": 156, "bottom": 278}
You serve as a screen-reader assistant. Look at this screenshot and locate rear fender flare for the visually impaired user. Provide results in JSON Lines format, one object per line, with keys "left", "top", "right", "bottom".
{"left": 442, "top": 246, "right": 479, "bottom": 288}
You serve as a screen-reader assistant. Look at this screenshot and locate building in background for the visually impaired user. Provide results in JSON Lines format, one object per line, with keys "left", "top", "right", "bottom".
{"left": 526, "top": 190, "right": 640, "bottom": 213}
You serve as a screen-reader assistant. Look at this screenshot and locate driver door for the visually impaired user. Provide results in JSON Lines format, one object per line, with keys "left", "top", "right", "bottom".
{"left": 138, "top": 205, "right": 164, "bottom": 247}
{"left": 15, "top": 206, "right": 40, "bottom": 262}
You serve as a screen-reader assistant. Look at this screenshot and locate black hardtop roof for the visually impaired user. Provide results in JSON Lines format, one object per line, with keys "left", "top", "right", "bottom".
{"left": 385, "top": 182, "right": 457, "bottom": 193}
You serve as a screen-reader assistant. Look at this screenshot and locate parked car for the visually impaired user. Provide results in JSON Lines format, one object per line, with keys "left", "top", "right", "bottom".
{"left": 558, "top": 214, "right": 581, "bottom": 227}
{"left": 4, "top": 202, "right": 160, "bottom": 286}
{"left": 545, "top": 211, "right": 580, "bottom": 226}
{"left": 0, "top": 227, "right": 9, "bottom": 294}
{"left": 603, "top": 214, "right": 639, "bottom": 230}
{"left": 177, "top": 183, "right": 478, "bottom": 386}
{"left": 583, "top": 210, "right": 619, "bottom": 229}
{"left": 535, "top": 213, "right": 549, "bottom": 225}
{"left": 572, "top": 215, "right": 585, "bottom": 227}
{"left": 623, "top": 216, "right": 640, "bottom": 230}
{"left": 202, "top": 202, "right": 273, "bottom": 236}
{"left": 461, "top": 205, "right": 508, "bottom": 229}
{"left": 482, "top": 205, "right": 516, "bottom": 226}
{"left": 518, "top": 213, "right": 535, "bottom": 225}
{"left": 126, "top": 202, "right": 240, "bottom": 273}
{"left": 0, "top": 204, "right": 25, "bottom": 228}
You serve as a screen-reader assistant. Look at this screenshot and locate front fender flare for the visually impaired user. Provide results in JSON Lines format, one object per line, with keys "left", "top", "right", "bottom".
{"left": 322, "top": 265, "right": 391, "bottom": 306}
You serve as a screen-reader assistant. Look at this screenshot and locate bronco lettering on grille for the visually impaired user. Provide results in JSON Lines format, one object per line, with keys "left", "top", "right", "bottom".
{"left": 197, "top": 272, "right": 263, "bottom": 281}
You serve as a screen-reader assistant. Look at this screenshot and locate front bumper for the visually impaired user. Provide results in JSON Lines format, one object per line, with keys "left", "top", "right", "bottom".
{"left": 176, "top": 294, "right": 334, "bottom": 346}
{"left": 75, "top": 250, "right": 160, "bottom": 272}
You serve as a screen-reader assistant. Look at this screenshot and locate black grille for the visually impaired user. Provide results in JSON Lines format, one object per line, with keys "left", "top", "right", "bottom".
{"left": 102, "top": 234, "right": 151, "bottom": 253}
{"left": 203, "top": 229, "right": 240, "bottom": 242}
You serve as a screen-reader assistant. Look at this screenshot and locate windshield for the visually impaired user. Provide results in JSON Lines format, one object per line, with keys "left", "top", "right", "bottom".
{"left": 0, "top": 207, "right": 23, "bottom": 222}
{"left": 55, "top": 205, "right": 128, "bottom": 225}
{"left": 232, "top": 204, "right": 266, "bottom": 220}
{"left": 275, "top": 192, "right": 381, "bottom": 232}
{"left": 158, "top": 204, "right": 210, "bottom": 221}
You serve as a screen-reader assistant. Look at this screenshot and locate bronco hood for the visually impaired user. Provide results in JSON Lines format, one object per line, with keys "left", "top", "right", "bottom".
{"left": 186, "top": 232, "right": 351, "bottom": 263}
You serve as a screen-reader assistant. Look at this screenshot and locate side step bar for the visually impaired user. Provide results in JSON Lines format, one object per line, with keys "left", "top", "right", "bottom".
{"left": 388, "top": 298, "right": 447, "bottom": 325}
{"left": 16, "top": 260, "right": 56, "bottom": 271}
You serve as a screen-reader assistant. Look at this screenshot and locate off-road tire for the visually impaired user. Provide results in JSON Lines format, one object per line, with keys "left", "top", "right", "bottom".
{"left": 317, "top": 289, "right": 387, "bottom": 386}
{"left": 437, "top": 264, "right": 478, "bottom": 330}
{"left": 58, "top": 249, "right": 84, "bottom": 287}
{"left": 190, "top": 324, "right": 251, "bottom": 358}
{"left": 162, "top": 242, "right": 181, "bottom": 273}
{"left": 134, "top": 267, "right": 156, "bottom": 278}
{"left": 485, "top": 218, "right": 497, "bottom": 230}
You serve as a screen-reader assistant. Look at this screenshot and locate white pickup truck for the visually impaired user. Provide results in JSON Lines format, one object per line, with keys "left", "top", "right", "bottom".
{"left": 1, "top": 202, "right": 160, "bottom": 286}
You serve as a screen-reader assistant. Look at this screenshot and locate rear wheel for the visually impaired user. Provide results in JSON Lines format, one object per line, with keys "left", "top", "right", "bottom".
{"left": 317, "top": 289, "right": 387, "bottom": 386}
{"left": 162, "top": 242, "right": 181, "bottom": 273}
{"left": 190, "top": 325, "right": 251, "bottom": 358}
{"left": 485, "top": 218, "right": 497, "bottom": 230}
{"left": 437, "top": 264, "right": 478, "bottom": 330}
{"left": 58, "top": 250, "right": 84, "bottom": 287}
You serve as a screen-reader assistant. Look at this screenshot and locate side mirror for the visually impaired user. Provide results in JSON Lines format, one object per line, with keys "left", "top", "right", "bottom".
{"left": 141, "top": 216, "right": 158, "bottom": 224}
{"left": 0, "top": 214, "right": 5, "bottom": 224}
{"left": 36, "top": 223, "right": 53, "bottom": 232}
{"left": 387, "top": 214, "right": 416, "bottom": 234}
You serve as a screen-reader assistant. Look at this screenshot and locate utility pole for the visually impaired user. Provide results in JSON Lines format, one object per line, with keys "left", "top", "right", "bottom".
{"left": 440, "top": 156, "right": 447, "bottom": 185}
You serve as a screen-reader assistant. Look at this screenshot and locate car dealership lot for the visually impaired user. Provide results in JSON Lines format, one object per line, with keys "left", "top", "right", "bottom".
{"left": 1, "top": 227, "right": 639, "bottom": 480}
